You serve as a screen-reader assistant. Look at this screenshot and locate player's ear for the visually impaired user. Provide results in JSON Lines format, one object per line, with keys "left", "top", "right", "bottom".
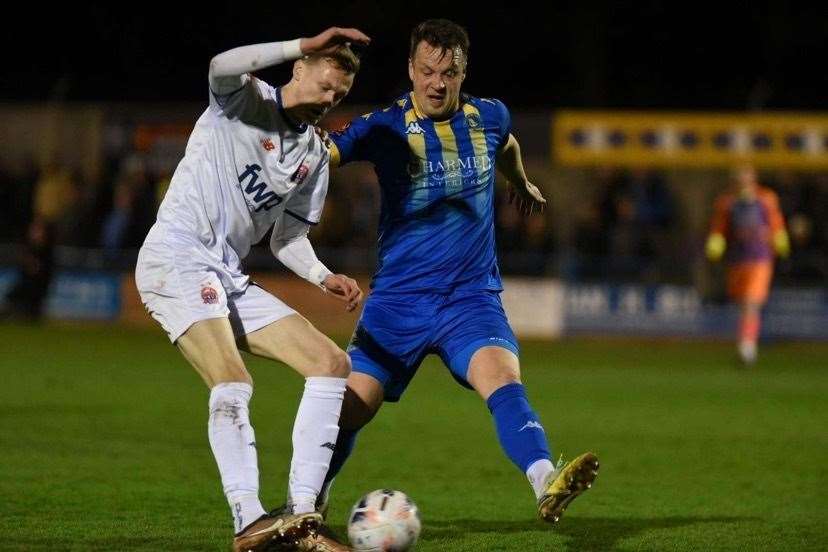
{"left": 293, "top": 59, "right": 305, "bottom": 82}
{"left": 408, "top": 58, "right": 415, "bottom": 82}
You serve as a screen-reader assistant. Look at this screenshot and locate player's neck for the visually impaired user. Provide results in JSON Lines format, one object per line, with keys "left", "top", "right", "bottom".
{"left": 279, "top": 82, "right": 308, "bottom": 127}
{"left": 738, "top": 184, "right": 758, "bottom": 199}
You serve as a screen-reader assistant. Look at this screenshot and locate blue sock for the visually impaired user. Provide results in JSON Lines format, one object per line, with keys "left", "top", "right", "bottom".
{"left": 321, "top": 428, "right": 359, "bottom": 497}
{"left": 486, "top": 383, "right": 551, "bottom": 472}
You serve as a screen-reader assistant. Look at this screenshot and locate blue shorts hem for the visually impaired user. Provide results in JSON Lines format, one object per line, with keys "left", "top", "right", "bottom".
{"left": 448, "top": 337, "right": 520, "bottom": 384}
{"left": 348, "top": 347, "right": 403, "bottom": 402}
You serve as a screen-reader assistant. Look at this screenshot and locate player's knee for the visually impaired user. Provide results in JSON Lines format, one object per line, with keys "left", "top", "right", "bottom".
{"left": 478, "top": 362, "right": 521, "bottom": 386}
{"left": 490, "top": 365, "right": 521, "bottom": 388}
{"left": 316, "top": 347, "right": 352, "bottom": 378}
{"left": 471, "top": 363, "right": 522, "bottom": 399}
{"left": 340, "top": 387, "right": 380, "bottom": 430}
{"left": 202, "top": 354, "right": 251, "bottom": 387}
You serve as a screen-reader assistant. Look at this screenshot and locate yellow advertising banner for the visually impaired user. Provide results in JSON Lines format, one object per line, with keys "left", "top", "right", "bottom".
{"left": 553, "top": 111, "right": 828, "bottom": 169}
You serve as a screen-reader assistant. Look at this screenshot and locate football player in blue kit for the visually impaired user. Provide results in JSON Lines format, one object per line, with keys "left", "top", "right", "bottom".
{"left": 291, "top": 20, "right": 599, "bottom": 549}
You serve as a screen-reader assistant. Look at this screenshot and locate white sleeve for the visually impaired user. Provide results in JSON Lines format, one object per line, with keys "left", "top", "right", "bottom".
{"left": 270, "top": 215, "right": 332, "bottom": 287}
{"left": 209, "top": 39, "right": 303, "bottom": 94}
{"left": 208, "top": 39, "right": 303, "bottom": 121}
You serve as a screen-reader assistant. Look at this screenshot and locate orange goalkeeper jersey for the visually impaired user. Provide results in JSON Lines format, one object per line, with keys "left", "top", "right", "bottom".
{"left": 709, "top": 186, "right": 785, "bottom": 263}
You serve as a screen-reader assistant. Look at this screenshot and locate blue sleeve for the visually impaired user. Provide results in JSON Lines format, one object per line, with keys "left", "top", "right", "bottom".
{"left": 329, "top": 112, "right": 377, "bottom": 166}
{"left": 492, "top": 99, "right": 512, "bottom": 150}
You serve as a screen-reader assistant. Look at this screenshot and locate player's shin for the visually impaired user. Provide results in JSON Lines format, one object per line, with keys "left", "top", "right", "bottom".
{"left": 207, "top": 382, "right": 266, "bottom": 534}
{"left": 288, "top": 377, "right": 347, "bottom": 514}
{"left": 317, "top": 427, "right": 360, "bottom": 509}
{"left": 486, "top": 383, "right": 554, "bottom": 498}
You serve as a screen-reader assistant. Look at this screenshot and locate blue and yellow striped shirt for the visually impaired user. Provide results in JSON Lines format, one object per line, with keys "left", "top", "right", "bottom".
{"left": 330, "top": 92, "right": 511, "bottom": 294}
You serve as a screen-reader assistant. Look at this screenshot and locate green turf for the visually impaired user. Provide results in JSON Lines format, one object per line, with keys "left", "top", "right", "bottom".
{"left": 0, "top": 323, "right": 826, "bottom": 551}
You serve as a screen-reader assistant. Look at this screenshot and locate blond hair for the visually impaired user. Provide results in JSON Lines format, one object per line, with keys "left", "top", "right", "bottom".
{"left": 305, "top": 44, "right": 361, "bottom": 74}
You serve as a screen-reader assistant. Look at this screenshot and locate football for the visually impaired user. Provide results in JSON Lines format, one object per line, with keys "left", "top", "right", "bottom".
{"left": 347, "top": 489, "right": 421, "bottom": 551}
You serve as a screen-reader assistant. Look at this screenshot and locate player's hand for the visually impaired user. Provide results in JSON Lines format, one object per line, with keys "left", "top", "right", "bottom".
{"left": 508, "top": 179, "right": 547, "bottom": 216}
{"left": 315, "top": 127, "right": 333, "bottom": 149}
{"left": 322, "top": 274, "right": 363, "bottom": 312}
{"left": 301, "top": 27, "right": 371, "bottom": 56}
{"left": 705, "top": 233, "right": 726, "bottom": 262}
{"left": 773, "top": 230, "right": 790, "bottom": 259}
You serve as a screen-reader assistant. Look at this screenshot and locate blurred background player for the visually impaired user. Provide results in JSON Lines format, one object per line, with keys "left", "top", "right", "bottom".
{"left": 706, "top": 165, "right": 790, "bottom": 365}
{"left": 135, "top": 27, "right": 369, "bottom": 552}
{"left": 291, "top": 20, "right": 599, "bottom": 549}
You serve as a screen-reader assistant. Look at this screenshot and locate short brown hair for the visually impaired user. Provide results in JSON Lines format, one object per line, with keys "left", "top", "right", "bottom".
{"left": 409, "top": 19, "right": 470, "bottom": 64}
{"left": 305, "top": 44, "right": 361, "bottom": 74}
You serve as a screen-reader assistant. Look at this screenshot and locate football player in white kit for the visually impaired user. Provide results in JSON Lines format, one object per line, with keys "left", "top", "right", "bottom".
{"left": 134, "top": 27, "right": 370, "bottom": 552}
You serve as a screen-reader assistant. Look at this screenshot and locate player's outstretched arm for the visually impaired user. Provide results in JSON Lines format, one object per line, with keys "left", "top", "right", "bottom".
{"left": 209, "top": 27, "right": 370, "bottom": 95}
{"left": 270, "top": 218, "right": 363, "bottom": 311}
{"left": 496, "top": 134, "right": 547, "bottom": 215}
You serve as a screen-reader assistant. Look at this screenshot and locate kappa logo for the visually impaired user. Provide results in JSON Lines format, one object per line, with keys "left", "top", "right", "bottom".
{"left": 201, "top": 285, "right": 219, "bottom": 305}
{"left": 320, "top": 442, "right": 336, "bottom": 451}
{"left": 260, "top": 137, "right": 276, "bottom": 152}
{"left": 406, "top": 121, "right": 425, "bottom": 135}
{"left": 518, "top": 421, "right": 545, "bottom": 433}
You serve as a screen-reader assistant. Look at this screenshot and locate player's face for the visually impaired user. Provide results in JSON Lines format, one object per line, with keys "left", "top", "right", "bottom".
{"left": 295, "top": 61, "right": 355, "bottom": 124}
{"left": 408, "top": 41, "right": 466, "bottom": 120}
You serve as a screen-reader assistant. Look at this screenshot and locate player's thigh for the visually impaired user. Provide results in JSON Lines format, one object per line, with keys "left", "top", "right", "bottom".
{"left": 238, "top": 313, "right": 350, "bottom": 378}
{"left": 436, "top": 290, "right": 521, "bottom": 400}
{"left": 745, "top": 263, "right": 773, "bottom": 304}
{"left": 176, "top": 317, "right": 250, "bottom": 388}
{"left": 340, "top": 371, "right": 386, "bottom": 430}
{"left": 467, "top": 346, "right": 522, "bottom": 400}
{"left": 136, "top": 240, "right": 248, "bottom": 388}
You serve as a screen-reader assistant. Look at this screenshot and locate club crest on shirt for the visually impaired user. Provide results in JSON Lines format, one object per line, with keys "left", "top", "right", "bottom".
{"left": 260, "top": 137, "right": 276, "bottom": 152}
{"left": 465, "top": 113, "right": 483, "bottom": 131}
{"left": 291, "top": 163, "right": 310, "bottom": 184}
{"left": 201, "top": 285, "right": 219, "bottom": 305}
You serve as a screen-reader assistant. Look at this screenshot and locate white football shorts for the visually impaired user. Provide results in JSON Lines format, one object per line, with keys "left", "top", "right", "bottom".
{"left": 135, "top": 238, "right": 295, "bottom": 343}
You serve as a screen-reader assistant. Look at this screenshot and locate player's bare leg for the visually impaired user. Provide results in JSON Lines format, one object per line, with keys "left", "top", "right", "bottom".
{"left": 467, "top": 346, "right": 599, "bottom": 524}
{"left": 238, "top": 314, "right": 350, "bottom": 519}
{"left": 737, "top": 302, "right": 761, "bottom": 365}
{"left": 177, "top": 318, "right": 320, "bottom": 551}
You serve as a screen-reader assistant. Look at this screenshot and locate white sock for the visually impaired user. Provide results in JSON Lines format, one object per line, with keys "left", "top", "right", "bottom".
{"left": 288, "top": 377, "right": 347, "bottom": 514}
{"left": 208, "top": 382, "right": 266, "bottom": 534}
{"left": 527, "top": 459, "right": 556, "bottom": 500}
{"left": 738, "top": 340, "right": 757, "bottom": 363}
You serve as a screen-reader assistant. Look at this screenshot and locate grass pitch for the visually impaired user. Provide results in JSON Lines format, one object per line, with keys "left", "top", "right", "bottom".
{"left": 1, "top": 323, "right": 826, "bottom": 551}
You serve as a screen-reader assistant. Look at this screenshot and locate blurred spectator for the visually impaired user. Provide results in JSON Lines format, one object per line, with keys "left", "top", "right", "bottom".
{"left": 495, "top": 187, "right": 523, "bottom": 253}
{"left": 33, "top": 163, "right": 76, "bottom": 227}
{"left": 1, "top": 218, "right": 55, "bottom": 321}
{"left": 100, "top": 155, "right": 153, "bottom": 252}
{"left": 495, "top": 187, "right": 555, "bottom": 275}
{"left": 591, "top": 168, "right": 677, "bottom": 281}
{"left": 570, "top": 195, "right": 608, "bottom": 279}
{"left": 0, "top": 163, "right": 15, "bottom": 241}
{"left": 769, "top": 172, "right": 828, "bottom": 281}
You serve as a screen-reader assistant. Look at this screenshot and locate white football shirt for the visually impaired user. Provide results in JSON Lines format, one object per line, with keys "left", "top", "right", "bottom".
{"left": 143, "top": 74, "right": 329, "bottom": 291}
